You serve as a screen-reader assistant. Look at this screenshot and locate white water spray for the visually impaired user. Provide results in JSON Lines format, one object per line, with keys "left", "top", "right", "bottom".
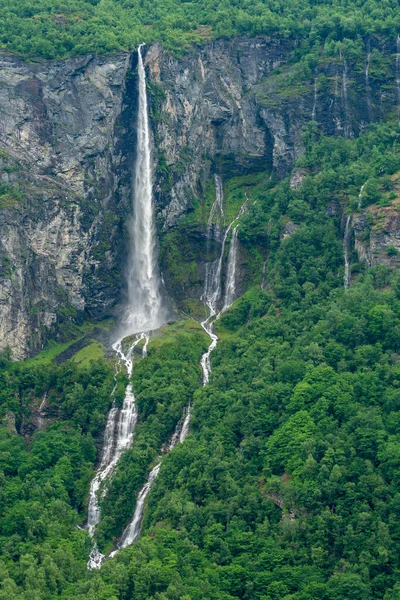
{"left": 123, "top": 44, "right": 165, "bottom": 335}
{"left": 109, "top": 403, "right": 190, "bottom": 557}
{"left": 223, "top": 226, "right": 239, "bottom": 312}
{"left": 87, "top": 44, "right": 165, "bottom": 569}
{"left": 344, "top": 215, "right": 352, "bottom": 290}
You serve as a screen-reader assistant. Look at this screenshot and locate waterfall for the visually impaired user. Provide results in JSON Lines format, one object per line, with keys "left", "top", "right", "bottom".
{"left": 343, "top": 215, "right": 352, "bottom": 290}
{"left": 87, "top": 44, "right": 165, "bottom": 569}
{"left": 396, "top": 35, "right": 400, "bottom": 115}
{"left": 342, "top": 58, "right": 350, "bottom": 135}
{"left": 311, "top": 78, "right": 318, "bottom": 121}
{"left": 223, "top": 226, "right": 239, "bottom": 312}
{"left": 200, "top": 183, "right": 247, "bottom": 384}
{"left": 87, "top": 333, "right": 147, "bottom": 569}
{"left": 365, "top": 43, "right": 372, "bottom": 121}
{"left": 109, "top": 403, "right": 190, "bottom": 558}
{"left": 114, "top": 462, "right": 161, "bottom": 551}
{"left": 123, "top": 43, "right": 164, "bottom": 335}
{"left": 100, "top": 180, "right": 247, "bottom": 561}
{"left": 358, "top": 182, "right": 367, "bottom": 209}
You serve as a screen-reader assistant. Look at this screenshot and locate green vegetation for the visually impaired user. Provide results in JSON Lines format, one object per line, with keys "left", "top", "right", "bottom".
{"left": 72, "top": 341, "right": 105, "bottom": 368}
{"left": 2, "top": 113, "right": 400, "bottom": 597}
{"left": 0, "top": 0, "right": 400, "bottom": 59}
{"left": 95, "top": 324, "right": 207, "bottom": 551}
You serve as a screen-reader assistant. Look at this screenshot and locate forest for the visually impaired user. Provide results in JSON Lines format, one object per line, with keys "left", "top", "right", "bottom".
{"left": 2, "top": 0, "right": 400, "bottom": 596}
{"left": 1, "top": 115, "right": 400, "bottom": 597}
{"left": 0, "top": 0, "right": 399, "bottom": 58}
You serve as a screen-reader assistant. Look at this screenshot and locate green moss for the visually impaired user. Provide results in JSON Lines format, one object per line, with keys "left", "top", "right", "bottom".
{"left": 148, "top": 317, "right": 208, "bottom": 352}
{"left": 72, "top": 340, "right": 105, "bottom": 367}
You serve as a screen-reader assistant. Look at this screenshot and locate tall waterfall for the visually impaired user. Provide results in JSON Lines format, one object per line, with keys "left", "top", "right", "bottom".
{"left": 343, "top": 215, "right": 352, "bottom": 290}
{"left": 123, "top": 44, "right": 164, "bottom": 334}
{"left": 105, "top": 179, "right": 246, "bottom": 560}
{"left": 87, "top": 44, "right": 165, "bottom": 569}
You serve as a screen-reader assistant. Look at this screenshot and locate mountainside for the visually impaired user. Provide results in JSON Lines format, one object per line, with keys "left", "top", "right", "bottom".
{"left": 2, "top": 35, "right": 400, "bottom": 357}
{"left": 3, "top": 15, "right": 400, "bottom": 600}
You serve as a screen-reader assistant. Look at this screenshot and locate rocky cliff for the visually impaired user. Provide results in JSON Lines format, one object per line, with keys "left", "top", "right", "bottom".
{"left": 0, "top": 37, "right": 399, "bottom": 357}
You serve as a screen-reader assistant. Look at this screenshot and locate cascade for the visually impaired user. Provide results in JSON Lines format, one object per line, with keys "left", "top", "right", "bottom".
{"left": 109, "top": 404, "right": 190, "bottom": 557}
{"left": 311, "top": 78, "right": 318, "bottom": 121}
{"left": 200, "top": 184, "right": 247, "bottom": 384}
{"left": 87, "top": 43, "right": 165, "bottom": 569}
{"left": 358, "top": 182, "right": 367, "bottom": 209}
{"left": 396, "top": 36, "right": 400, "bottom": 115}
{"left": 223, "top": 225, "right": 239, "bottom": 312}
{"left": 343, "top": 215, "right": 352, "bottom": 290}
{"left": 365, "top": 42, "right": 372, "bottom": 121}
{"left": 342, "top": 58, "right": 350, "bottom": 135}
{"left": 87, "top": 333, "right": 147, "bottom": 569}
{"left": 105, "top": 181, "right": 247, "bottom": 559}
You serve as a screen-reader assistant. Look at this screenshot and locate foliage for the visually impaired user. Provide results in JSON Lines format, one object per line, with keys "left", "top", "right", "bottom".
{"left": 1, "top": 0, "right": 400, "bottom": 58}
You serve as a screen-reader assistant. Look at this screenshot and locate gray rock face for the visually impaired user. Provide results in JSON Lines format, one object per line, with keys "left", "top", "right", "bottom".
{"left": 0, "top": 53, "right": 130, "bottom": 358}
{"left": 145, "top": 38, "right": 292, "bottom": 226}
{"left": 0, "top": 36, "right": 399, "bottom": 357}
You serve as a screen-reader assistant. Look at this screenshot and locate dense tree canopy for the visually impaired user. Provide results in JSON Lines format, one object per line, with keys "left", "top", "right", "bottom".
{"left": 1, "top": 117, "right": 400, "bottom": 597}
{"left": 0, "top": 0, "right": 400, "bottom": 58}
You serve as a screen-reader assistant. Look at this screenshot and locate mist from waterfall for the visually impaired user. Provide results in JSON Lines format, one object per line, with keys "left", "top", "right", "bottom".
{"left": 123, "top": 44, "right": 165, "bottom": 335}
{"left": 105, "top": 179, "right": 246, "bottom": 560}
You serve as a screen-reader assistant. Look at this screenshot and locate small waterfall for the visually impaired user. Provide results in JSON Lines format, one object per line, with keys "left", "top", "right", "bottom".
{"left": 343, "top": 215, "right": 352, "bottom": 290}
{"left": 396, "top": 35, "right": 400, "bottom": 115}
{"left": 365, "top": 43, "right": 372, "bottom": 121}
{"left": 87, "top": 44, "right": 165, "bottom": 569}
{"left": 311, "top": 78, "right": 318, "bottom": 121}
{"left": 223, "top": 226, "right": 239, "bottom": 312}
{"left": 358, "top": 182, "right": 367, "bottom": 209}
{"left": 114, "top": 462, "right": 161, "bottom": 551}
{"left": 179, "top": 405, "right": 191, "bottom": 443}
{"left": 342, "top": 58, "right": 351, "bottom": 135}
{"left": 208, "top": 174, "right": 225, "bottom": 232}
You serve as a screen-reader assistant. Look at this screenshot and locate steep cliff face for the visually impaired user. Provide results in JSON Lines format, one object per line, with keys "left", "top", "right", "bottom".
{"left": 1, "top": 36, "right": 399, "bottom": 357}
{"left": 145, "top": 37, "right": 399, "bottom": 228}
{"left": 0, "top": 53, "right": 131, "bottom": 358}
